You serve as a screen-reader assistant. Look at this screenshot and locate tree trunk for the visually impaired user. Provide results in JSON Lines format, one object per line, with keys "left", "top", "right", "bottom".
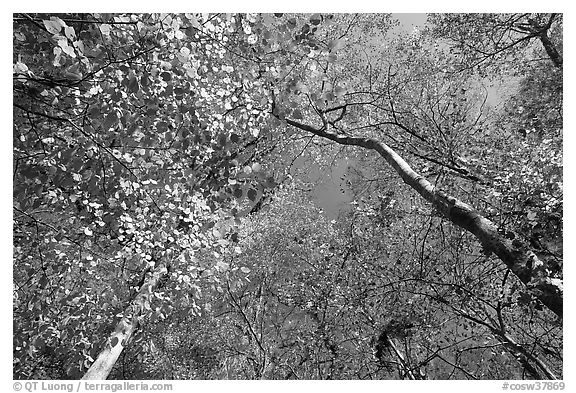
{"left": 82, "top": 262, "right": 170, "bottom": 380}
{"left": 538, "top": 31, "right": 562, "bottom": 68}
{"left": 282, "top": 117, "right": 563, "bottom": 318}
{"left": 500, "top": 331, "right": 557, "bottom": 379}
{"left": 385, "top": 336, "right": 416, "bottom": 380}
{"left": 528, "top": 14, "right": 563, "bottom": 68}
{"left": 436, "top": 296, "right": 559, "bottom": 379}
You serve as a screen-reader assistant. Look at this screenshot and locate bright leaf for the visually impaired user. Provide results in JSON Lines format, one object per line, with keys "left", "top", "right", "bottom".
{"left": 99, "top": 24, "right": 111, "bottom": 35}
{"left": 64, "top": 26, "right": 76, "bottom": 40}
{"left": 43, "top": 18, "right": 64, "bottom": 35}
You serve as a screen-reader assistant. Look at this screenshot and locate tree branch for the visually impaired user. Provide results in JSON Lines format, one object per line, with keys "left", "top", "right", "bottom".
{"left": 275, "top": 112, "right": 562, "bottom": 318}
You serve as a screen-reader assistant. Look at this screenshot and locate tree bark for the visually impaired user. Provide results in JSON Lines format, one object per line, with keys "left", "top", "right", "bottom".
{"left": 82, "top": 262, "right": 170, "bottom": 380}
{"left": 385, "top": 336, "right": 416, "bottom": 380}
{"left": 281, "top": 116, "right": 563, "bottom": 318}
{"left": 538, "top": 31, "right": 562, "bottom": 68}
{"left": 528, "top": 14, "right": 562, "bottom": 68}
{"left": 434, "top": 295, "right": 558, "bottom": 379}
{"left": 500, "top": 331, "right": 557, "bottom": 379}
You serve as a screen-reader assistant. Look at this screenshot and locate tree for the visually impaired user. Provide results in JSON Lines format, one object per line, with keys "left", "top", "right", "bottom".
{"left": 13, "top": 13, "right": 562, "bottom": 380}
{"left": 260, "top": 14, "right": 562, "bottom": 317}
{"left": 427, "top": 13, "right": 563, "bottom": 72}
{"left": 13, "top": 13, "right": 273, "bottom": 379}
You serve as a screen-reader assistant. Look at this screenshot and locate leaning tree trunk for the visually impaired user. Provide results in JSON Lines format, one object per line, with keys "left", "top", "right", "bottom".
{"left": 500, "top": 330, "right": 558, "bottom": 379}
{"left": 538, "top": 31, "right": 563, "bottom": 68}
{"left": 528, "top": 14, "right": 563, "bottom": 68}
{"left": 281, "top": 117, "right": 563, "bottom": 319}
{"left": 434, "top": 295, "right": 558, "bottom": 379}
{"left": 82, "top": 262, "right": 170, "bottom": 380}
{"left": 385, "top": 336, "right": 417, "bottom": 380}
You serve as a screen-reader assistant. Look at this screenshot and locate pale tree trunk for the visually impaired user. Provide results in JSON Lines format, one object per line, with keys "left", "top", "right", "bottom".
{"left": 282, "top": 117, "right": 563, "bottom": 319}
{"left": 385, "top": 336, "right": 416, "bottom": 380}
{"left": 433, "top": 294, "right": 558, "bottom": 379}
{"left": 82, "top": 262, "right": 170, "bottom": 380}
{"left": 500, "top": 331, "right": 558, "bottom": 379}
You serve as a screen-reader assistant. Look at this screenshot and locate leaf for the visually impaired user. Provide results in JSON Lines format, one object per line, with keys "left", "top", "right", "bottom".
{"left": 295, "top": 82, "right": 309, "bottom": 94}
{"left": 13, "top": 62, "right": 29, "bottom": 74}
{"left": 84, "top": 228, "right": 93, "bottom": 236}
{"left": 179, "top": 46, "right": 191, "bottom": 59}
{"left": 64, "top": 26, "right": 76, "bottom": 40}
{"left": 157, "top": 121, "right": 169, "bottom": 132}
{"left": 110, "top": 337, "right": 119, "bottom": 348}
{"left": 34, "top": 337, "right": 46, "bottom": 351}
{"left": 216, "top": 261, "right": 230, "bottom": 272}
{"left": 99, "top": 24, "right": 111, "bottom": 35}
{"left": 292, "top": 109, "right": 303, "bottom": 119}
{"left": 102, "top": 111, "right": 118, "bottom": 130}
{"left": 251, "top": 163, "right": 262, "bottom": 172}
{"left": 38, "top": 276, "right": 48, "bottom": 288}
{"left": 57, "top": 38, "right": 76, "bottom": 58}
{"left": 233, "top": 187, "right": 243, "bottom": 199}
{"left": 262, "top": 176, "right": 276, "bottom": 188}
{"left": 327, "top": 39, "right": 344, "bottom": 51}
{"left": 323, "top": 91, "right": 336, "bottom": 102}
{"left": 186, "top": 14, "right": 202, "bottom": 29}
{"left": 218, "top": 133, "right": 227, "bottom": 146}
{"left": 247, "top": 188, "right": 257, "bottom": 202}
{"left": 43, "top": 18, "right": 63, "bottom": 35}
{"left": 310, "top": 14, "right": 322, "bottom": 25}
{"left": 334, "top": 85, "right": 347, "bottom": 97}
{"left": 128, "top": 76, "right": 139, "bottom": 93}
{"left": 240, "top": 267, "right": 251, "bottom": 273}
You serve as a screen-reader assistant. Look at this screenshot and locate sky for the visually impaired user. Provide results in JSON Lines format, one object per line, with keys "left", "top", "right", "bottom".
{"left": 309, "top": 157, "right": 353, "bottom": 219}
{"left": 310, "top": 14, "right": 430, "bottom": 218}
{"left": 392, "top": 13, "right": 428, "bottom": 32}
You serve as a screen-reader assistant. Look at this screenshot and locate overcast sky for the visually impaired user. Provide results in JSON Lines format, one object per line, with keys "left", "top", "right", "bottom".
{"left": 311, "top": 14, "right": 430, "bottom": 218}
{"left": 392, "top": 13, "right": 428, "bottom": 32}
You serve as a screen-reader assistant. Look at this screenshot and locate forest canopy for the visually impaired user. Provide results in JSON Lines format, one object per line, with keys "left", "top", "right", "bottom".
{"left": 13, "top": 13, "right": 562, "bottom": 380}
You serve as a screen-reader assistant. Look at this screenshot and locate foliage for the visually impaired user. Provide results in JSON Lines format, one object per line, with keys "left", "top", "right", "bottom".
{"left": 13, "top": 12, "right": 273, "bottom": 378}
{"left": 426, "top": 13, "right": 563, "bottom": 74}
{"left": 13, "top": 13, "right": 562, "bottom": 380}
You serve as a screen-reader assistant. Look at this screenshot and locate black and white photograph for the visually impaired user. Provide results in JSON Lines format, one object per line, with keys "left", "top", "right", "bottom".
{"left": 12, "top": 10, "right": 564, "bottom": 385}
